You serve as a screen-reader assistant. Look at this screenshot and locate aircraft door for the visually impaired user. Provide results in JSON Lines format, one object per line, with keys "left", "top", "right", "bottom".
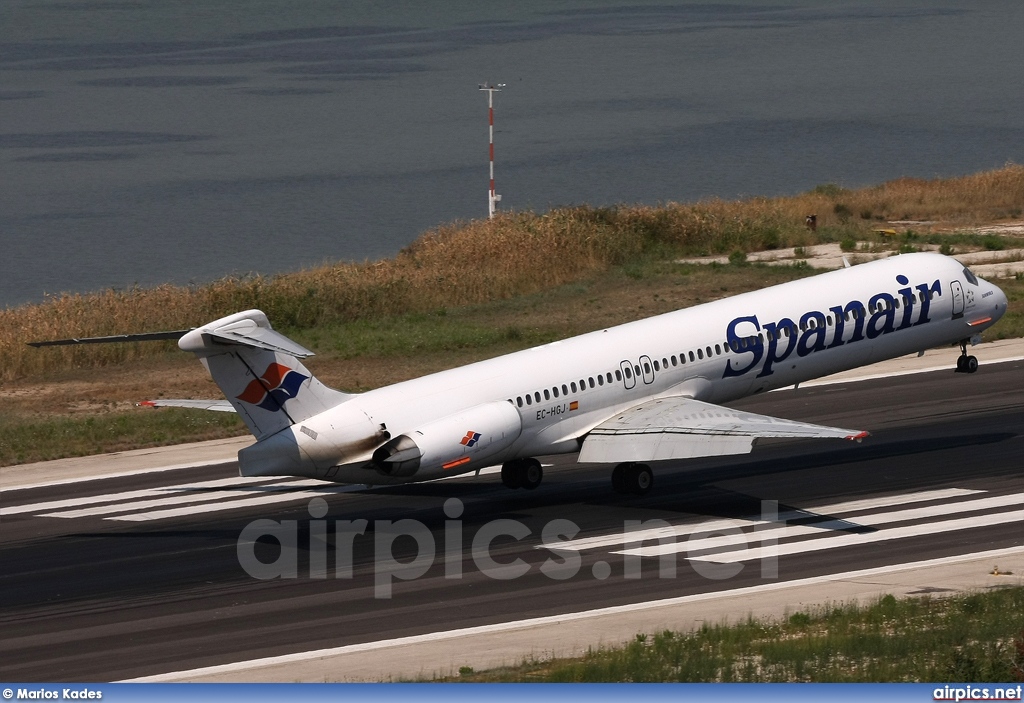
{"left": 639, "top": 355, "right": 655, "bottom": 385}
{"left": 950, "top": 280, "right": 965, "bottom": 319}
{"left": 619, "top": 360, "right": 636, "bottom": 390}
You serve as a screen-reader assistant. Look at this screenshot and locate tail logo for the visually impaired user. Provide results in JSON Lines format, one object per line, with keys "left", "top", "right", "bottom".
{"left": 460, "top": 431, "right": 482, "bottom": 448}
{"left": 237, "top": 363, "right": 309, "bottom": 411}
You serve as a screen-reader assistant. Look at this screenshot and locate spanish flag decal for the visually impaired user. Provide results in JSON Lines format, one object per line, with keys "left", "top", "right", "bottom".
{"left": 569, "top": 401, "right": 579, "bottom": 411}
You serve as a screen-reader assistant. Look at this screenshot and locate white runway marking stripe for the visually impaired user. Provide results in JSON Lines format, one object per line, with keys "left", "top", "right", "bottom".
{"left": 542, "top": 488, "right": 983, "bottom": 552}
{"left": 0, "top": 475, "right": 280, "bottom": 516}
{"left": 105, "top": 466, "right": 506, "bottom": 522}
{"left": 808, "top": 488, "right": 984, "bottom": 515}
{"left": 10, "top": 466, "right": 506, "bottom": 522}
{"left": 688, "top": 509, "right": 1024, "bottom": 564}
{"left": 41, "top": 480, "right": 324, "bottom": 519}
{"left": 107, "top": 485, "right": 368, "bottom": 521}
{"left": 615, "top": 491, "right": 1024, "bottom": 558}
{"left": 692, "top": 508, "right": 1024, "bottom": 563}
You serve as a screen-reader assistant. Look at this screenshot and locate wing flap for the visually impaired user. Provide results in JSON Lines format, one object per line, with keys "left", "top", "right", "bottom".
{"left": 579, "top": 396, "right": 865, "bottom": 463}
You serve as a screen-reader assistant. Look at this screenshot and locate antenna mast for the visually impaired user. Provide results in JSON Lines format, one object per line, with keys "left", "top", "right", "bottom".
{"left": 479, "top": 83, "right": 505, "bottom": 219}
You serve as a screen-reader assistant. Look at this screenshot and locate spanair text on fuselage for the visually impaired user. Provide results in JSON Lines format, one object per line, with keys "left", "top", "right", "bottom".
{"left": 237, "top": 253, "right": 1006, "bottom": 484}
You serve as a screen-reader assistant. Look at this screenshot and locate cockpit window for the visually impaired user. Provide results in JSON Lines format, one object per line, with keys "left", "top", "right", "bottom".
{"left": 963, "top": 267, "right": 979, "bottom": 286}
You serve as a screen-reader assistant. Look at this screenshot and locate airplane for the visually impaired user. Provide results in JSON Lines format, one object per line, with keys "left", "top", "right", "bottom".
{"left": 32, "top": 252, "right": 1008, "bottom": 495}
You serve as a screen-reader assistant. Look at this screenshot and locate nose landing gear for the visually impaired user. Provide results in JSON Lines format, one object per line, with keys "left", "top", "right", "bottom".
{"left": 955, "top": 340, "right": 979, "bottom": 374}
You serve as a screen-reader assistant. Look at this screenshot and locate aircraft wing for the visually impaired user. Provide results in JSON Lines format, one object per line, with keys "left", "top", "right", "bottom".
{"left": 138, "top": 399, "right": 236, "bottom": 412}
{"left": 578, "top": 396, "right": 866, "bottom": 463}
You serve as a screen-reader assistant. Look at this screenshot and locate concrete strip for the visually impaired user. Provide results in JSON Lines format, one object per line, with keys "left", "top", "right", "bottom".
{"left": 971, "top": 261, "right": 1024, "bottom": 279}
{"left": 0, "top": 435, "right": 253, "bottom": 491}
{"left": 129, "top": 546, "right": 1024, "bottom": 683}
{"left": 677, "top": 245, "right": 1024, "bottom": 276}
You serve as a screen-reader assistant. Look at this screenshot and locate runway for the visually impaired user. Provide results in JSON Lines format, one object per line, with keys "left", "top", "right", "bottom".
{"left": 1, "top": 358, "right": 1022, "bottom": 682}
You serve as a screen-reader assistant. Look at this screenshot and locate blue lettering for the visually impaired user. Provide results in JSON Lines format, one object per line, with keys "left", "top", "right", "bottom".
{"left": 758, "top": 318, "right": 797, "bottom": 377}
{"left": 867, "top": 293, "right": 896, "bottom": 339}
{"left": 721, "top": 278, "right": 938, "bottom": 381}
{"left": 896, "top": 287, "right": 915, "bottom": 330}
{"left": 797, "top": 311, "right": 828, "bottom": 357}
{"left": 827, "top": 305, "right": 846, "bottom": 349}
{"left": 723, "top": 315, "right": 763, "bottom": 377}
{"left": 844, "top": 301, "right": 867, "bottom": 342}
{"left": 913, "top": 280, "right": 941, "bottom": 326}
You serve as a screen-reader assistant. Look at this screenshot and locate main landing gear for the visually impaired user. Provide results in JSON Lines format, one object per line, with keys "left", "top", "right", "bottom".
{"left": 955, "top": 340, "right": 979, "bottom": 374}
{"left": 611, "top": 462, "right": 654, "bottom": 496}
{"left": 501, "top": 458, "right": 543, "bottom": 490}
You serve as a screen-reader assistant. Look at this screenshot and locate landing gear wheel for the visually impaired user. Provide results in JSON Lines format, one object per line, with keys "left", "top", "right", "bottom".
{"left": 611, "top": 463, "right": 630, "bottom": 494}
{"left": 626, "top": 463, "right": 654, "bottom": 496}
{"left": 955, "top": 347, "right": 979, "bottom": 374}
{"left": 520, "top": 459, "right": 543, "bottom": 490}
{"left": 955, "top": 340, "right": 979, "bottom": 374}
{"left": 611, "top": 462, "right": 653, "bottom": 496}
{"left": 502, "top": 459, "right": 542, "bottom": 490}
{"left": 501, "top": 461, "right": 524, "bottom": 489}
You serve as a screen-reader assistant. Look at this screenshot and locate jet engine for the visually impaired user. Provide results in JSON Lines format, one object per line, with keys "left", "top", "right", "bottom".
{"left": 372, "top": 400, "right": 522, "bottom": 480}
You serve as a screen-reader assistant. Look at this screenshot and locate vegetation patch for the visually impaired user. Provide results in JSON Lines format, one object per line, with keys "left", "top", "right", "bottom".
{"left": 4, "top": 165, "right": 1021, "bottom": 382}
{"left": 440, "top": 588, "right": 1024, "bottom": 682}
{"left": 0, "top": 408, "right": 244, "bottom": 466}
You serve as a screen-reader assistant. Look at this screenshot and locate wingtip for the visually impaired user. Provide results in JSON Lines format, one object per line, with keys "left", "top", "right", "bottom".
{"left": 846, "top": 431, "right": 870, "bottom": 442}
{"left": 137, "top": 400, "right": 157, "bottom": 408}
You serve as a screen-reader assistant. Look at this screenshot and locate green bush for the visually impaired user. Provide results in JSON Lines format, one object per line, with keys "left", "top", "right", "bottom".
{"left": 728, "top": 250, "right": 748, "bottom": 266}
{"left": 983, "top": 235, "right": 1005, "bottom": 251}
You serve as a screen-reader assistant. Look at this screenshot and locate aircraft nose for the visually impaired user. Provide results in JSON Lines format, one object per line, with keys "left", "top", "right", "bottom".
{"left": 990, "top": 282, "right": 1008, "bottom": 320}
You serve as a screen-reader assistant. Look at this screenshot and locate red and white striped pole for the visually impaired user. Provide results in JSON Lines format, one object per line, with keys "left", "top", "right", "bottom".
{"left": 479, "top": 83, "right": 505, "bottom": 219}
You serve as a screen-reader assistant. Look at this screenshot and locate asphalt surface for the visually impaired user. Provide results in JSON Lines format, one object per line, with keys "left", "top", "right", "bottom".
{"left": 1, "top": 359, "right": 1022, "bottom": 682}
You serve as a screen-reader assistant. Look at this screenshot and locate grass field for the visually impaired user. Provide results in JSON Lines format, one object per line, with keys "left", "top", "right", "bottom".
{"left": 440, "top": 588, "right": 1024, "bottom": 683}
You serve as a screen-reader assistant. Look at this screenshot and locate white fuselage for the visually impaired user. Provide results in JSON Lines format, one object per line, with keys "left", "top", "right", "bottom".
{"left": 238, "top": 253, "right": 1007, "bottom": 484}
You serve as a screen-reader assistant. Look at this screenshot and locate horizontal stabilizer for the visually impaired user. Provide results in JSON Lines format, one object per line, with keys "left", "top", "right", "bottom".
{"left": 579, "top": 396, "right": 866, "bottom": 463}
{"left": 184, "top": 315, "right": 315, "bottom": 358}
{"left": 138, "top": 399, "right": 236, "bottom": 412}
{"left": 27, "top": 330, "right": 190, "bottom": 347}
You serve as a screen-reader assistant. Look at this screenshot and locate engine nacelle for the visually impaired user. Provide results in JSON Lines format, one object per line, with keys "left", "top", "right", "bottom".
{"left": 372, "top": 400, "right": 523, "bottom": 480}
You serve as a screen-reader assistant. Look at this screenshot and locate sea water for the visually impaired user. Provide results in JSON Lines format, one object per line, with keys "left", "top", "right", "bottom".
{"left": 1, "top": 0, "right": 1021, "bottom": 307}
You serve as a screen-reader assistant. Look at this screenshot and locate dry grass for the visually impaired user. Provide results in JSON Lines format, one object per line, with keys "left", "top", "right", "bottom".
{"left": 3, "top": 165, "right": 1021, "bottom": 382}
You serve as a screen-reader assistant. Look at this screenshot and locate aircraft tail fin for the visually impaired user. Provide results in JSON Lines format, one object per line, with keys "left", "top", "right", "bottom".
{"left": 178, "top": 310, "right": 353, "bottom": 439}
